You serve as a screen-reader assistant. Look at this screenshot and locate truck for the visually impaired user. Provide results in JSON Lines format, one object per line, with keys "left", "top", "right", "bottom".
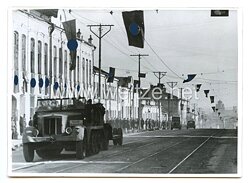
{"left": 22, "top": 97, "right": 123, "bottom": 162}
{"left": 170, "top": 116, "right": 182, "bottom": 130}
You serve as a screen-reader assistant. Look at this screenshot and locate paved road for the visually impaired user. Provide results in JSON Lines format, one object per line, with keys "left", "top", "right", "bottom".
{"left": 11, "top": 129, "right": 237, "bottom": 175}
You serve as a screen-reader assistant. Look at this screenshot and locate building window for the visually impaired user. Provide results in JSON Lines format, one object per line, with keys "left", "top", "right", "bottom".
{"left": 53, "top": 46, "right": 57, "bottom": 77}
{"left": 37, "top": 40, "right": 42, "bottom": 74}
{"left": 44, "top": 43, "right": 48, "bottom": 76}
{"left": 21, "top": 34, "right": 26, "bottom": 72}
{"left": 86, "top": 59, "right": 88, "bottom": 85}
{"left": 89, "top": 60, "right": 91, "bottom": 84}
{"left": 64, "top": 50, "right": 67, "bottom": 80}
{"left": 30, "top": 38, "right": 35, "bottom": 73}
{"left": 14, "top": 31, "right": 19, "bottom": 71}
{"left": 77, "top": 56, "right": 80, "bottom": 82}
{"left": 59, "top": 48, "right": 63, "bottom": 78}
{"left": 82, "top": 57, "right": 85, "bottom": 83}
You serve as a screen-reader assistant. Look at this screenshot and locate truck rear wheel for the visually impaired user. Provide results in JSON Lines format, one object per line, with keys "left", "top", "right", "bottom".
{"left": 23, "top": 143, "right": 34, "bottom": 162}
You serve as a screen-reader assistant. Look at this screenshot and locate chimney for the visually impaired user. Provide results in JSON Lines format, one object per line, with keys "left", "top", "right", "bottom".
{"left": 88, "top": 35, "right": 93, "bottom": 44}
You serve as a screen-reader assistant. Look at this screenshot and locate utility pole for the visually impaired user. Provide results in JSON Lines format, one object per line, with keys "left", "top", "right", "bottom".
{"left": 153, "top": 72, "right": 167, "bottom": 127}
{"left": 166, "top": 82, "right": 178, "bottom": 121}
{"left": 180, "top": 88, "right": 184, "bottom": 125}
{"left": 130, "top": 54, "right": 149, "bottom": 129}
{"left": 87, "top": 24, "right": 114, "bottom": 103}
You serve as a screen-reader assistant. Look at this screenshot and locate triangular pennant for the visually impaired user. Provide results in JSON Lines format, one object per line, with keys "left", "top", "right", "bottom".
{"left": 212, "top": 106, "right": 215, "bottom": 112}
{"left": 183, "top": 74, "right": 196, "bottom": 83}
{"left": 204, "top": 90, "right": 210, "bottom": 97}
{"left": 196, "top": 84, "right": 202, "bottom": 92}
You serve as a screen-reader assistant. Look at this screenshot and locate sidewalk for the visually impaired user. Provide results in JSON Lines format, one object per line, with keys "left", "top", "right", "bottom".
{"left": 12, "top": 139, "right": 22, "bottom": 151}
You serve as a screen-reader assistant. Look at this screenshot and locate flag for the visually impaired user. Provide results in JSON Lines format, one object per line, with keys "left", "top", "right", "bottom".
{"left": 183, "top": 74, "right": 196, "bottom": 83}
{"left": 107, "top": 67, "right": 115, "bottom": 83}
{"left": 211, "top": 10, "right": 229, "bottom": 17}
{"left": 139, "top": 73, "right": 146, "bottom": 78}
{"left": 13, "top": 72, "right": 19, "bottom": 93}
{"left": 118, "top": 77, "right": 131, "bottom": 87}
{"left": 204, "top": 90, "right": 210, "bottom": 97}
{"left": 196, "top": 84, "right": 202, "bottom": 92}
{"left": 62, "top": 19, "right": 77, "bottom": 70}
{"left": 218, "top": 112, "right": 221, "bottom": 116}
{"left": 212, "top": 106, "right": 215, "bottom": 112}
{"left": 122, "top": 10, "right": 144, "bottom": 48}
{"left": 210, "top": 96, "right": 214, "bottom": 103}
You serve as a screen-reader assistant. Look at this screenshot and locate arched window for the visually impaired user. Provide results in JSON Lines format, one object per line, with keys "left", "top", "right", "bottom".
{"left": 59, "top": 48, "right": 63, "bottom": 78}
{"left": 30, "top": 38, "right": 35, "bottom": 73}
{"left": 86, "top": 59, "right": 88, "bottom": 85}
{"left": 44, "top": 43, "right": 48, "bottom": 76}
{"left": 82, "top": 57, "right": 85, "bottom": 83}
{"left": 37, "top": 40, "right": 42, "bottom": 74}
{"left": 53, "top": 46, "right": 57, "bottom": 77}
{"left": 14, "top": 31, "right": 19, "bottom": 71}
{"left": 64, "top": 50, "right": 67, "bottom": 80}
{"left": 89, "top": 60, "right": 92, "bottom": 84}
{"left": 21, "top": 34, "right": 26, "bottom": 72}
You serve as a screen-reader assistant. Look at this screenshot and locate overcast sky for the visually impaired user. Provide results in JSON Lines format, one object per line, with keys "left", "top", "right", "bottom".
{"left": 64, "top": 9, "right": 238, "bottom": 111}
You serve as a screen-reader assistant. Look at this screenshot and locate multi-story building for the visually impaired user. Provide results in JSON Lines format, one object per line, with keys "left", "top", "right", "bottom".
{"left": 11, "top": 9, "right": 95, "bottom": 138}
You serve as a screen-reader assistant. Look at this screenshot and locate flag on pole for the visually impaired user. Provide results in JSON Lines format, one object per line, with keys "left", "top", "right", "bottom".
{"left": 183, "top": 74, "right": 196, "bottom": 83}
{"left": 122, "top": 10, "right": 145, "bottom": 48}
{"left": 62, "top": 19, "right": 77, "bottom": 70}
{"left": 107, "top": 67, "right": 115, "bottom": 83}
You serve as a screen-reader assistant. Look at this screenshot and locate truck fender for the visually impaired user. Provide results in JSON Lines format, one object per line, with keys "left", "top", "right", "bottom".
{"left": 22, "top": 126, "right": 39, "bottom": 144}
{"left": 74, "top": 126, "right": 86, "bottom": 141}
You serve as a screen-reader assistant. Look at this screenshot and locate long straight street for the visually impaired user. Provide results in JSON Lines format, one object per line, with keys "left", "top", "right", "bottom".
{"left": 11, "top": 129, "right": 237, "bottom": 175}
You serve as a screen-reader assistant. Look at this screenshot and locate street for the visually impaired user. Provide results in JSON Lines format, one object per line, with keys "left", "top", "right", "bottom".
{"left": 11, "top": 129, "right": 237, "bottom": 174}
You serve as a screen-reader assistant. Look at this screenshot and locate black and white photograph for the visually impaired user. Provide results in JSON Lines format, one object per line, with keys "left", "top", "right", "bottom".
{"left": 9, "top": 8, "right": 239, "bottom": 177}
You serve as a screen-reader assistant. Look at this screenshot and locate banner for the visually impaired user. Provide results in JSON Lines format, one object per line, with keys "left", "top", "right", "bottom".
{"left": 210, "top": 96, "right": 214, "bottom": 103}
{"left": 107, "top": 67, "right": 115, "bottom": 83}
{"left": 122, "top": 10, "right": 144, "bottom": 48}
{"left": 183, "top": 74, "right": 196, "bottom": 83}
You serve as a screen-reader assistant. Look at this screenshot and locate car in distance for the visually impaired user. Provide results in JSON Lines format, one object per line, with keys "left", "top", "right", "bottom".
{"left": 171, "top": 116, "right": 181, "bottom": 130}
{"left": 187, "top": 120, "right": 196, "bottom": 129}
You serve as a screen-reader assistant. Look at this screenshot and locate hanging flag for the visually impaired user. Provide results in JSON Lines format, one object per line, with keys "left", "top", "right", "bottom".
{"left": 196, "top": 84, "right": 202, "bottom": 92}
{"left": 212, "top": 106, "right": 215, "bottom": 112}
{"left": 211, "top": 10, "right": 229, "bottom": 17}
{"left": 218, "top": 112, "right": 221, "bottom": 116}
{"left": 183, "top": 74, "right": 196, "bottom": 83}
{"left": 13, "top": 74, "right": 19, "bottom": 93}
{"left": 35, "top": 9, "right": 58, "bottom": 18}
{"left": 139, "top": 73, "right": 146, "bottom": 78}
{"left": 62, "top": 19, "right": 77, "bottom": 70}
{"left": 107, "top": 67, "right": 115, "bottom": 83}
{"left": 204, "top": 90, "right": 210, "bottom": 97}
{"left": 122, "top": 10, "right": 145, "bottom": 48}
{"left": 210, "top": 96, "right": 214, "bottom": 103}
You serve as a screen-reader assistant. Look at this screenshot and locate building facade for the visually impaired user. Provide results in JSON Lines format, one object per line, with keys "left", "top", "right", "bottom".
{"left": 11, "top": 10, "right": 95, "bottom": 138}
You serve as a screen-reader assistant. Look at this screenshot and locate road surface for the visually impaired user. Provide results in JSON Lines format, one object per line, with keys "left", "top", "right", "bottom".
{"left": 11, "top": 129, "right": 237, "bottom": 175}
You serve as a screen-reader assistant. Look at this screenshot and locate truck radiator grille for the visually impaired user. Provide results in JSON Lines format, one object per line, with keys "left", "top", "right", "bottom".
{"left": 43, "top": 117, "right": 62, "bottom": 135}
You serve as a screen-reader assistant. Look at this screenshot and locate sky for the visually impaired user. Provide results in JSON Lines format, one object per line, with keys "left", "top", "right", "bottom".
{"left": 63, "top": 9, "right": 238, "bottom": 111}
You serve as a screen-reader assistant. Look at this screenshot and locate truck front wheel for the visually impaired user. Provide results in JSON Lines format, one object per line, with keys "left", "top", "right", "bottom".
{"left": 23, "top": 143, "right": 34, "bottom": 162}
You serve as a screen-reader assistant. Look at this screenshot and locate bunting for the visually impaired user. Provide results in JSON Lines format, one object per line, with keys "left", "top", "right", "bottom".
{"left": 183, "top": 74, "right": 196, "bottom": 83}
{"left": 204, "top": 90, "right": 210, "bottom": 97}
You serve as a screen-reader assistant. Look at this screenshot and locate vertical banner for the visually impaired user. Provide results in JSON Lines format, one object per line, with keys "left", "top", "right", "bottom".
{"left": 122, "top": 10, "right": 145, "bottom": 48}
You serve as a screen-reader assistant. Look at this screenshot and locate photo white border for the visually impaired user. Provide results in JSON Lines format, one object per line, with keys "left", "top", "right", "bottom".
{"left": 2, "top": 0, "right": 248, "bottom": 182}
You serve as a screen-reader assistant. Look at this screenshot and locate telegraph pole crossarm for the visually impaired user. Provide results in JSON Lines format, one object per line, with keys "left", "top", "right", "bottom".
{"left": 87, "top": 24, "right": 114, "bottom": 103}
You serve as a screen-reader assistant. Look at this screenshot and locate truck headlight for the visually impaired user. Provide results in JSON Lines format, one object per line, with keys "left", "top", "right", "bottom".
{"left": 65, "top": 127, "right": 73, "bottom": 135}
